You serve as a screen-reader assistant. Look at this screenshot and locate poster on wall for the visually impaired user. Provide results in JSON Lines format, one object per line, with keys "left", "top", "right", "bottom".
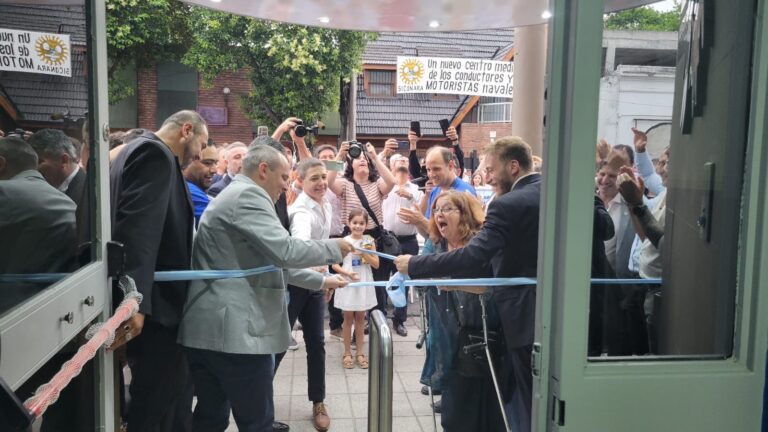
{"left": 0, "top": 28, "right": 72, "bottom": 77}
{"left": 396, "top": 56, "right": 513, "bottom": 98}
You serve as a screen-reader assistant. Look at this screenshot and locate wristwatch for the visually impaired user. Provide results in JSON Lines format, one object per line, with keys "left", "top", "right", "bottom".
{"left": 632, "top": 204, "right": 648, "bottom": 217}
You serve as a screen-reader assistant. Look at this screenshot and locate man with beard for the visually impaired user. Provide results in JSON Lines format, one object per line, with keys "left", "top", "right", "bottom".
{"left": 109, "top": 110, "right": 208, "bottom": 432}
{"left": 184, "top": 145, "right": 219, "bottom": 227}
{"left": 395, "top": 136, "right": 540, "bottom": 432}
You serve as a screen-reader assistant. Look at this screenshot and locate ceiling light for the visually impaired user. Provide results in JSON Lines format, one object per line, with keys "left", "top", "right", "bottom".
{"left": 541, "top": 10, "right": 552, "bottom": 19}
{"left": 428, "top": 20, "right": 440, "bottom": 28}
{"left": 318, "top": 16, "right": 330, "bottom": 24}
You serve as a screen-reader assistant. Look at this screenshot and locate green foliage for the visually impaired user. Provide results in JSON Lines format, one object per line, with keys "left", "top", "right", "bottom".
{"left": 183, "top": 8, "right": 374, "bottom": 127}
{"left": 106, "top": 0, "right": 192, "bottom": 102}
{"left": 604, "top": 3, "right": 682, "bottom": 32}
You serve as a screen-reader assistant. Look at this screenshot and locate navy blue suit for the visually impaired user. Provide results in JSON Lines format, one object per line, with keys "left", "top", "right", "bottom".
{"left": 407, "top": 173, "right": 541, "bottom": 431}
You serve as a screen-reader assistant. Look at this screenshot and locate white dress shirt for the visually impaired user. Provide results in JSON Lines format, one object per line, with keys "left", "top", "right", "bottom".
{"left": 58, "top": 165, "right": 80, "bottom": 192}
{"left": 288, "top": 192, "right": 332, "bottom": 241}
{"left": 639, "top": 191, "right": 666, "bottom": 279}
{"left": 603, "top": 192, "right": 628, "bottom": 271}
{"left": 382, "top": 182, "right": 423, "bottom": 236}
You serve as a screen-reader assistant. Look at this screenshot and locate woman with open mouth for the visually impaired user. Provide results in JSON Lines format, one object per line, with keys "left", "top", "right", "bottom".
{"left": 418, "top": 190, "right": 506, "bottom": 432}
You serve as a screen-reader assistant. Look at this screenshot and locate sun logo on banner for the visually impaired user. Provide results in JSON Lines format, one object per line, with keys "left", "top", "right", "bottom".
{"left": 399, "top": 59, "right": 424, "bottom": 85}
{"left": 35, "top": 35, "right": 68, "bottom": 66}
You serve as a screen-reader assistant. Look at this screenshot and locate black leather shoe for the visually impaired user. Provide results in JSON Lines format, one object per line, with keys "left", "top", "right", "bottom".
{"left": 394, "top": 323, "right": 408, "bottom": 337}
{"left": 273, "top": 421, "right": 290, "bottom": 431}
{"left": 421, "top": 385, "right": 442, "bottom": 396}
{"left": 431, "top": 399, "right": 441, "bottom": 413}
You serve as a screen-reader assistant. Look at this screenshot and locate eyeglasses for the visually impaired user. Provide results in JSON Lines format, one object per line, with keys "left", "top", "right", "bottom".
{"left": 433, "top": 206, "right": 459, "bottom": 215}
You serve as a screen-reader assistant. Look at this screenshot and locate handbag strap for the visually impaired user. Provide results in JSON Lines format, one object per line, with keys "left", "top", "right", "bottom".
{"left": 352, "top": 182, "right": 382, "bottom": 228}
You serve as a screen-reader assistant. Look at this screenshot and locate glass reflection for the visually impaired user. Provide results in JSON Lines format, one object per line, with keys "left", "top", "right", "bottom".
{"left": 0, "top": 2, "right": 93, "bottom": 316}
{"left": 590, "top": 0, "right": 742, "bottom": 360}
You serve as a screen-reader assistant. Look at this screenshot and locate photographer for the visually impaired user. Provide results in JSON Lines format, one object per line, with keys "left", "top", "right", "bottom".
{"left": 408, "top": 125, "right": 465, "bottom": 187}
{"left": 272, "top": 117, "right": 318, "bottom": 162}
{"left": 327, "top": 140, "right": 396, "bottom": 316}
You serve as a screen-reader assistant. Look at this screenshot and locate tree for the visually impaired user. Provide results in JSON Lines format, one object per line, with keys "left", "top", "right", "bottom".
{"left": 106, "top": 0, "right": 192, "bottom": 102}
{"left": 182, "top": 8, "right": 374, "bottom": 127}
{"left": 604, "top": 3, "right": 682, "bottom": 32}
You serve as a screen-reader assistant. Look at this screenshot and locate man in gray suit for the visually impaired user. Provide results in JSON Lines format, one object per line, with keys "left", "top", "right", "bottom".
{"left": 0, "top": 136, "right": 76, "bottom": 313}
{"left": 178, "top": 144, "right": 353, "bottom": 432}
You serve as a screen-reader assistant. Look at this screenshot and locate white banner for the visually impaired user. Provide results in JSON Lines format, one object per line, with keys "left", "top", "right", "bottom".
{"left": 396, "top": 56, "right": 513, "bottom": 98}
{"left": 0, "top": 28, "right": 72, "bottom": 77}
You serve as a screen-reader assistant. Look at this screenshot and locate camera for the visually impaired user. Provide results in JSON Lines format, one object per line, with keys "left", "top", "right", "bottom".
{"left": 347, "top": 141, "right": 364, "bottom": 159}
{"left": 6, "top": 128, "right": 28, "bottom": 139}
{"left": 294, "top": 120, "right": 320, "bottom": 138}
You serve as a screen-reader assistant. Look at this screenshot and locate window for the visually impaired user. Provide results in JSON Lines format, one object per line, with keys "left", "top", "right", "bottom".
{"left": 366, "top": 69, "right": 395, "bottom": 96}
{"left": 156, "top": 61, "right": 198, "bottom": 127}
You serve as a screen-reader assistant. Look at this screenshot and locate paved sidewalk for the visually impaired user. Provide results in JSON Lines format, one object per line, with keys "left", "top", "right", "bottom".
{"left": 225, "top": 311, "right": 441, "bottom": 432}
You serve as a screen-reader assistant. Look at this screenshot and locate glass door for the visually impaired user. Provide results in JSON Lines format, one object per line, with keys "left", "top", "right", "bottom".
{"left": 0, "top": 0, "right": 114, "bottom": 430}
{"left": 535, "top": 0, "right": 768, "bottom": 430}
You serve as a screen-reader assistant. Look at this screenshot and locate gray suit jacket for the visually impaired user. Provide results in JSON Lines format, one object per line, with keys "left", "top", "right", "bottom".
{"left": 178, "top": 174, "right": 342, "bottom": 355}
{"left": 0, "top": 170, "right": 76, "bottom": 313}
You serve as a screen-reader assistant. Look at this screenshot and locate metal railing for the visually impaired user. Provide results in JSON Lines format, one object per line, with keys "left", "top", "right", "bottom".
{"left": 367, "top": 310, "right": 394, "bottom": 432}
{"left": 479, "top": 102, "right": 513, "bottom": 123}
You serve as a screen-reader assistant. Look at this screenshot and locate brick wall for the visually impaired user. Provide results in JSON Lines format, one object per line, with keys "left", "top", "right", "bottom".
{"left": 198, "top": 69, "right": 254, "bottom": 145}
{"left": 459, "top": 122, "right": 515, "bottom": 153}
{"left": 136, "top": 65, "right": 157, "bottom": 130}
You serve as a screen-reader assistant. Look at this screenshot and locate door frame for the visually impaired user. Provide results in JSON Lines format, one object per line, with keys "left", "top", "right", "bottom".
{"left": 535, "top": 0, "right": 768, "bottom": 431}
{"left": 0, "top": 0, "right": 114, "bottom": 430}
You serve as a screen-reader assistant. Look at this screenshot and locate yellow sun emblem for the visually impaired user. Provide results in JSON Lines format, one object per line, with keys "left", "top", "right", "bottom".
{"left": 35, "top": 35, "right": 68, "bottom": 66}
{"left": 399, "top": 59, "right": 425, "bottom": 85}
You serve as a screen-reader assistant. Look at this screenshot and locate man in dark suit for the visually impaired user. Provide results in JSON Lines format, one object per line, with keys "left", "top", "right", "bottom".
{"left": 395, "top": 136, "right": 540, "bottom": 432}
{"left": 108, "top": 110, "right": 208, "bottom": 432}
{"left": 28, "top": 129, "right": 91, "bottom": 257}
{"left": 207, "top": 141, "right": 247, "bottom": 197}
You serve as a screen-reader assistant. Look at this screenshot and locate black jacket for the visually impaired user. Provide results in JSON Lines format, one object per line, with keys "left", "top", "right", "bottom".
{"left": 408, "top": 173, "right": 541, "bottom": 349}
{"left": 65, "top": 168, "right": 92, "bottom": 262}
{"left": 110, "top": 132, "right": 193, "bottom": 328}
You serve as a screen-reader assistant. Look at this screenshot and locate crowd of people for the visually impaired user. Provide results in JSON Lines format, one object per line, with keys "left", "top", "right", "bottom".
{"left": 0, "top": 107, "right": 671, "bottom": 432}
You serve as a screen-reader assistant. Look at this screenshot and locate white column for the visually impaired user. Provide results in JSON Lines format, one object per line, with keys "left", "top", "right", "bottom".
{"left": 511, "top": 24, "right": 548, "bottom": 156}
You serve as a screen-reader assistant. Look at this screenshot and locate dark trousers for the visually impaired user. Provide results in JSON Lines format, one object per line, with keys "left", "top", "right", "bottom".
{"left": 328, "top": 294, "right": 344, "bottom": 331}
{"left": 125, "top": 320, "right": 192, "bottom": 432}
{"left": 187, "top": 348, "right": 274, "bottom": 432}
{"left": 502, "top": 346, "right": 533, "bottom": 432}
{"left": 391, "top": 235, "right": 418, "bottom": 325}
{"left": 440, "top": 371, "right": 507, "bottom": 432}
{"left": 328, "top": 235, "right": 344, "bottom": 331}
{"left": 274, "top": 285, "right": 326, "bottom": 403}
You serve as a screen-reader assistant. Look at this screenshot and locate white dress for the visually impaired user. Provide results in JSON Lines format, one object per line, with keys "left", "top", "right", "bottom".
{"left": 334, "top": 235, "right": 378, "bottom": 312}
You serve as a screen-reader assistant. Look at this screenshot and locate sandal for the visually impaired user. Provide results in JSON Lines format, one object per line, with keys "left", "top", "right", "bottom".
{"left": 356, "top": 354, "right": 369, "bottom": 369}
{"left": 342, "top": 354, "right": 354, "bottom": 369}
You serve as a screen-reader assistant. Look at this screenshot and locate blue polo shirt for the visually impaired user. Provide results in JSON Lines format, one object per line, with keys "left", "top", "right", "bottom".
{"left": 425, "top": 177, "right": 477, "bottom": 218}
{"left": 186, "top": 180, "right": 210, "bottom": 227}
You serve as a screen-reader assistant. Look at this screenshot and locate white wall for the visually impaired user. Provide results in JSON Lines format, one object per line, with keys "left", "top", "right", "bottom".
{"left": 598, "top": 65, "right": 675, "bottom": 151}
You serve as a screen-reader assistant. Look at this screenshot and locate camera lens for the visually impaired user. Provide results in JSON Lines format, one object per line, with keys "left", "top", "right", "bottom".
{"left": 294, "top": 125, "right": 308, "bottom": 137}
{"left": 348, "top": 144, "right": 362, "bottom": 159}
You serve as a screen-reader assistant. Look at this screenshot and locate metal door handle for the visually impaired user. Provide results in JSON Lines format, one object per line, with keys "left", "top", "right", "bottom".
{"left": 83, "top": 295, "right": 95, "bottom": 307}
{"left": 61, "top": 312, "right": 74, "bottom": 324}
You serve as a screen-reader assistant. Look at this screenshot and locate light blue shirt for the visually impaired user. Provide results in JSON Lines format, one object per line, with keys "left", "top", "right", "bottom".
{"left": 425, "top": 177, "right": 477, "bottom": 218}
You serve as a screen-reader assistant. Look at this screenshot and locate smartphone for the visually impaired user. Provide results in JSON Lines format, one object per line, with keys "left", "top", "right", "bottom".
{"left": 257, "top": 126, "right": 269, "bottom": 137}
{"left": 439, "top": 119, "right": 450, "bottom": 136}
{"left": 323, "top": 160, "right": 345, "bottom": 172}
{"left": 398, "top": 140, "right": 409, "bottom": 151}
{"left": 410, "top": 121, "right": 421, "bottom": 137}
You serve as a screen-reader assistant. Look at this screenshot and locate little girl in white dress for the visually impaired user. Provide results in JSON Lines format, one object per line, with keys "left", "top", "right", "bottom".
{"left": 331, "top": 209, "right": 379, "bottom": 369}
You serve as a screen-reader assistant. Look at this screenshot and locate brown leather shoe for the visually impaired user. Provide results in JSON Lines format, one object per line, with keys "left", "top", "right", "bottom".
{"left": 312, "top": 402, "right": 331, "bottom": 431}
